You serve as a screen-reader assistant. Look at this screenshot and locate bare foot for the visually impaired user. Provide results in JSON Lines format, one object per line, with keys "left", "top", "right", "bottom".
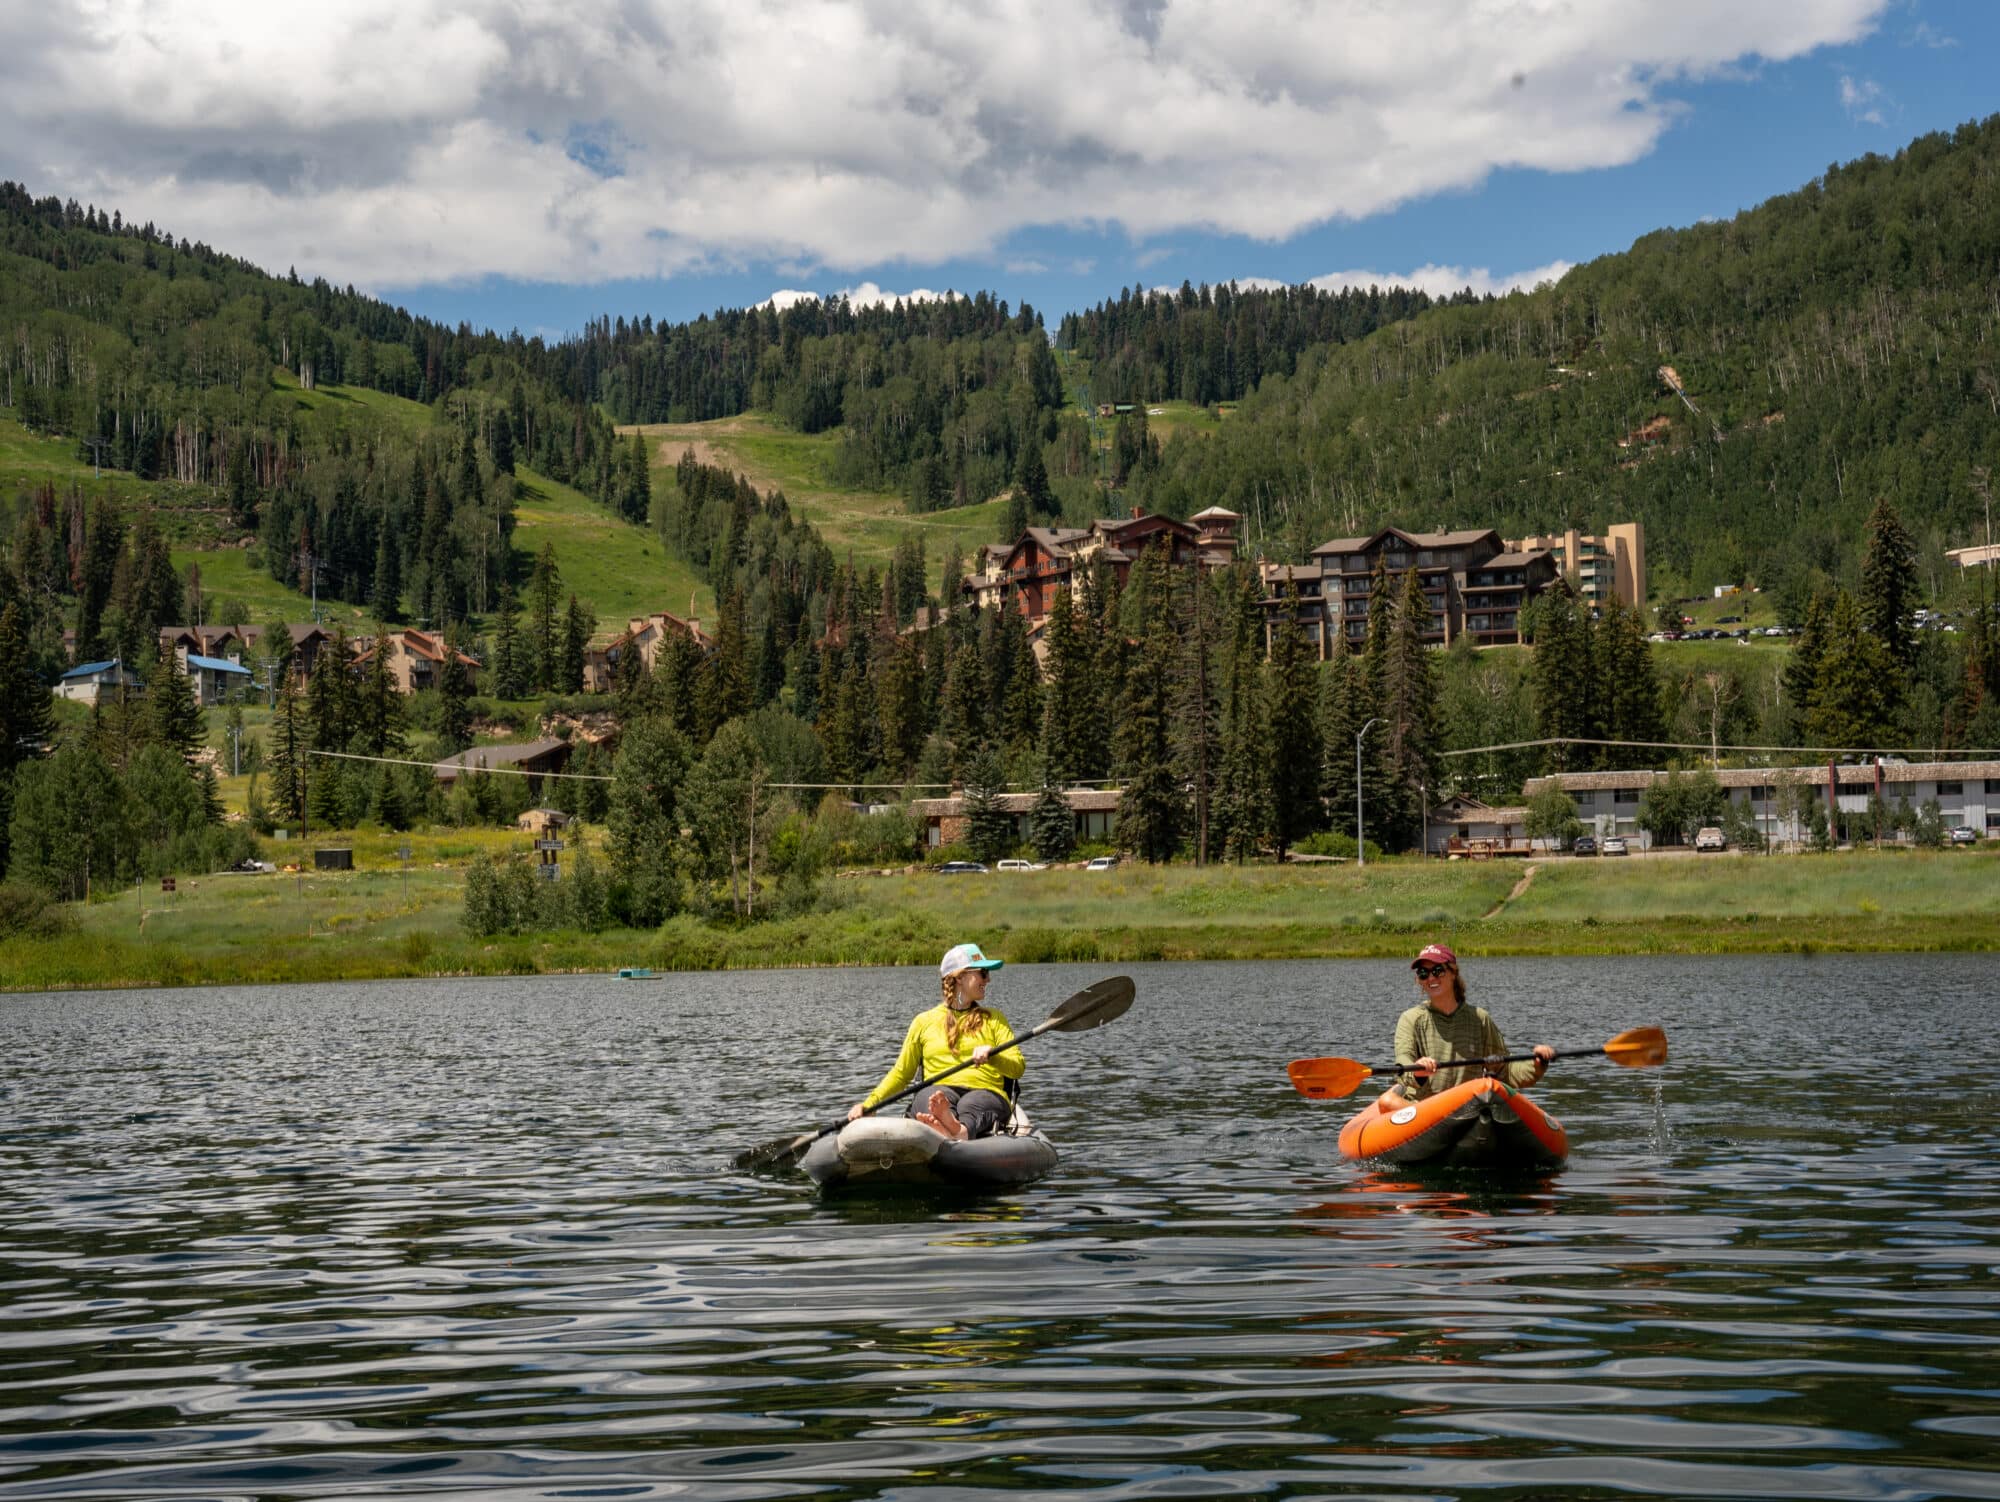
{"left": 916, "top": 1091, "right": 968, "bottom": 1140}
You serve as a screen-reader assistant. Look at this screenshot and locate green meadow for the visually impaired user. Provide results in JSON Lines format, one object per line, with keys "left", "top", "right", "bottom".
{"left": 5, "top": 846, "right": 1996, "bottom": 993}
{"left": 629, "top": 414, "right": 1014, "bottom": 592}
{"left": 512, "top": 467, "right": 715, "bottom": 627}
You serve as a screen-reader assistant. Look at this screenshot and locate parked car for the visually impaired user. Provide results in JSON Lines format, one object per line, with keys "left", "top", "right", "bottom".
{"left": 934, "top": 860, "right": 988, "bottom": 874}
{"left": 1600, "top": 836, "right": 1629, "bottom": 856}
{"left": 1083, "top": 855, "right": 1119, "bottom": 871}
{"left": 1572, "top": 835, "right": 1598, "bottom": 856}
{"left": 1694, "top": 826, "right": 1727, "bottom": 852}
{"left": 994, "top": 858, "right": 1046, "bottom": 871}
{"left": 1950, "top": 825, "right": 1981, "bottom": 845}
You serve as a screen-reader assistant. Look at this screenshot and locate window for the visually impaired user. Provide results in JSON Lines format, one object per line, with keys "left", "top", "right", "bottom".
{"left": 1937, "top": 780, "right": 1963, "bottom": 796}
{"left": 1986, "top": 779, "right": 2000, "bottom": 796}
{"left": 1615, "top": 789, "right": 1641, "bottom": 804}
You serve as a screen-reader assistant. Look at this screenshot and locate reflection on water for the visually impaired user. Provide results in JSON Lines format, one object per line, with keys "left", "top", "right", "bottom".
{"left": 2, "top": 956, "right": 1998, "bottom": 1500}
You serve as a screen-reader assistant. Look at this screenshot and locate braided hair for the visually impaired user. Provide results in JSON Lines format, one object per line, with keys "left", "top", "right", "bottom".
{"left": 941, "top": 972, "right": 990, "bottom": 1052}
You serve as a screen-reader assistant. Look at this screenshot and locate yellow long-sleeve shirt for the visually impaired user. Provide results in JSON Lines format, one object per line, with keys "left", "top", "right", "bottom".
{"left": 861, "top": 1003, "right": 1025, "bottom": 1110}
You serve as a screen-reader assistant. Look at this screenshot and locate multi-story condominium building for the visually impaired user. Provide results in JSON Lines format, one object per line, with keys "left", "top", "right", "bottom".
{"left": 964, "top": 507, "right": 1240, "bottom": 618}
{"left": 1523, "top": 759, "right": 2000, "bottom": 848}
{"left": 1504, "top": 522, "right": 1646, "bottom": 609}
{"left": 1258, "top": 527, "right": 1558, "bottom": 657}
{"left": 582, "top": 610, "right": 715, "bottom": 693}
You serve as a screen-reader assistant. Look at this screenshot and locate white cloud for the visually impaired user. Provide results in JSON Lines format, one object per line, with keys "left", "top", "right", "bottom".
{"left": 0, "top": 0, "right": 1890, "bottom": 289}
{"left": 1307, "top": 261, "right": 1576, "bottom": 298}
{"left": 1906, "top": 21, "right": 1956, "bottom": 47}
{"left": 1839, "top": 73, "right": 1888, "bottom": 125}
{"left": 760, "top": 283, "right": 958, "bottom": 310}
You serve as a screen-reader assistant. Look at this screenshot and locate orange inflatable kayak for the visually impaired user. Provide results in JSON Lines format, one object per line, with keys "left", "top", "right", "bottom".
{"left": 1337, "top": 1076, "right": 1569, "bottom": 1169}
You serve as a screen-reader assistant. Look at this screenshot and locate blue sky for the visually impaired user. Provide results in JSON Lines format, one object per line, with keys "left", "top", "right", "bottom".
{"left": 3, "top": 1, "right": 1994, "bottom": 339}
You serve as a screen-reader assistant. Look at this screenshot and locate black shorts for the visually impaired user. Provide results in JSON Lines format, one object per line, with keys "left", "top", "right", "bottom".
{"left": 906, "top": 1085, "right": 1012, "bottom": 1139}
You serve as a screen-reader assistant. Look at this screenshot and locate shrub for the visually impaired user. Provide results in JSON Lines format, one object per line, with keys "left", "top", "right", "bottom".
{"left": 1293, "top": 831, "right": 1384, "bottom": 862}
{"left": 0, "top": 882, "right": 68, "bottom": 939}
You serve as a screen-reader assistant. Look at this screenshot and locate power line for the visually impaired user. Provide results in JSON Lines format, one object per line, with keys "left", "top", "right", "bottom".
{"left": 1441, "top": 736, "right": 2000, "bottom": 760}
{"left": 304, "top": 748, "right": 1136, "bottom": 792}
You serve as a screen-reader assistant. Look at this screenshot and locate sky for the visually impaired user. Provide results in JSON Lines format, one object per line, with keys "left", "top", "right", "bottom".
{"left": 1, "top": 0, "right": 1994, "bottom": 341}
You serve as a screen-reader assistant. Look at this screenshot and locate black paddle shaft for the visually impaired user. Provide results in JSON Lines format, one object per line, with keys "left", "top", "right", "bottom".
{"left": 733, "top": 976, "right": 1134, "bottom": 1171}
{"left": 1379, "top": 1046, "right": 1571, "bottom": 1079}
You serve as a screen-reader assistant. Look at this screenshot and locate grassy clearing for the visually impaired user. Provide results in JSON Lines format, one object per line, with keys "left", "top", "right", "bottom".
{"left": 6, "top": 847, "right": 1999, "bottom": 993}
{"left": 630, "top": 413, "right": 1011, "bottom": 592}
{"left": 512, "top": 467, "right": 715, "bottom": 626}
{"left": 169, "top": 545, "right": 337, "bottom": 627}
{"left": 269, "top": 368, "right": 437, "bottom": 436}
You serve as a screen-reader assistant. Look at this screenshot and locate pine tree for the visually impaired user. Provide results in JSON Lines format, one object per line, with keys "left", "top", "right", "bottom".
{"left": 1038, "top": 586, "right": 1089, "bottom": 780}
{"left": 1596, "top": 596, "right": 1664, "bottom": 766}
{"left": 1029, "top": 770, "right": 1076, "bottom": 862}
{"left": 1860, "top": 496, "right": 1919, "bottom": 671}
{"left": 306, "top": 627, "right": 354, "bottom": 751}
{"left": 1805, "top": 591, "right": 1897, "bottom": 748}
{"left": 1529, "top": 581, "right": 1592, "bottom": 771}
{"left": 1210, "top": 573, "right": 1271, "bottom": 861}
{"left": 491, "top": 580, "right": 528, "bottom": 699}
{"left": 1170, "top": 569, "right": 1222, "bottom": 863}
{"left": 560, "top": 594, "right": 592, "bottom": 693}
{"left": 1374, "top": 568, "right": 1438, "bottom": 850}
{"left": 1783, "top": 590, "right": 1830, "bottom": 739}
{"left": 1264, "top": 582, "right": 1323, "bottom": 858}
{"left": 961, "top": 746, "right": 1015, "bottom": 864}
{"left": 438, "top": 626, "right": 474, "bottom": 751}
{"left": 0, "top": 601, "right": 53, "bottom": 774}
{"left": 147, "top": 643, "right": 205, "bottom": 765}
{"left": 527, "top": 543, "right": 562, "bottom": 692}
{"left": 1110, "top": 542, "right": 1184, "bottom": 863}
{"left": 704, "top": 588, "right": 751, "bottom": 733}
{"left": 994, "top": 606, "right": 1042, "bottom": 752}
{"left": 357, "top": 629, "right": 407, "bottom": 756}
{"left": 266, "top": 672, "right": 308, "bottom": 825}
{"left": 1016, "top": 435, "right": 1056, "bottom": 519}
{"left": 369, "top": 524, "right": 401, "bottom": 621}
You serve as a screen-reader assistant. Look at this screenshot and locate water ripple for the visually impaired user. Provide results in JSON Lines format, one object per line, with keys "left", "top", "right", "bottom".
{"left": 3, "top": 956, "right": 1998, "bottom": 1500}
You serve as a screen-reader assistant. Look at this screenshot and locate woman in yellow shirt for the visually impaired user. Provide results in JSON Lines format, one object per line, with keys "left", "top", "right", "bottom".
{"left": 847, "top": 943, "right": 1023, "bottom": 1140}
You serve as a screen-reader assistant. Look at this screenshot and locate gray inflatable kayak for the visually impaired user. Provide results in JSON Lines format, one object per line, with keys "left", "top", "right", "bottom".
{"left": 798, "top": 1106, "right": 1057, "bottom": 1191}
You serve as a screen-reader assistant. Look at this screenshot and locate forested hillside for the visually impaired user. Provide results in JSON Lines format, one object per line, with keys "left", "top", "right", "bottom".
{"left": 0, "top": 182, "right": 645, "bottom": 653}
{"left": 1059, "top": 281, "right": 1447, "bottom": 407}
{"left": 1109, "top": 116, "right": 2000, "bottom": 604}
{"left": 565, "top": 295, "right": 1069, "bottom": 513}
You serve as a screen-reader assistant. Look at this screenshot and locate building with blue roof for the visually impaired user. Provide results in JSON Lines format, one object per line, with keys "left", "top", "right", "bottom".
{"left": 56, "top": 659, "right": 145, "bottom": 705}
{"left": 182, "top": 653, "right": 253, "bottom": 706}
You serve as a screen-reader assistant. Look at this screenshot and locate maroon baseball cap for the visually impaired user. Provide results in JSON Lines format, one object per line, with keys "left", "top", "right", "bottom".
{"left": 1411, "top": 943, "right": 1457, "bottom": 969}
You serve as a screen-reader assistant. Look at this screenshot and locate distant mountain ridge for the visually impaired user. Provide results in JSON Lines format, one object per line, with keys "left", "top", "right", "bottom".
{"left": 1104, "top": 115, "right": 2000, "bottom": 601}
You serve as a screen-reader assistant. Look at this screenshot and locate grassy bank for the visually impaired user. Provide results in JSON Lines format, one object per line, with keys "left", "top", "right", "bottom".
{"left": 4, "top": 848, "right": 1997, "bottom": 992}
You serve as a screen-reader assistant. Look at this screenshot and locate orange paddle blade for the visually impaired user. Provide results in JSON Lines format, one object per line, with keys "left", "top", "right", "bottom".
{"left": 1601, "top": 1026, "right": 1669, "bottom": 1068}
{"left": 1285, "top": 1057, "right": 1375, "bottom": 1100}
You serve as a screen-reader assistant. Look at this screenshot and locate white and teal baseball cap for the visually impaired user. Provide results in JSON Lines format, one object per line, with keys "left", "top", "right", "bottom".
{"left": 939, "top": 943, "right": 1004, "bottom": 979}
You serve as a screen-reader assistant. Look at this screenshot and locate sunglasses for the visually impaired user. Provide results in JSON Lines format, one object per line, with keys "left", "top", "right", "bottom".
{"left": 1414, "top": 963, "right": 1452, "bottom": 980}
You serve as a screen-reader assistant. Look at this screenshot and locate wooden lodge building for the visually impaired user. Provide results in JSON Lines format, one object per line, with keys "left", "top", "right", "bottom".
{"left": 583, "top": 610, "right": 715, "bottom": 694}
{"left": 963, "top": 507, "right": 1241, "bottom": 619}
{"left": 1259, "top": 527, "right": 1559, "bottom": 657}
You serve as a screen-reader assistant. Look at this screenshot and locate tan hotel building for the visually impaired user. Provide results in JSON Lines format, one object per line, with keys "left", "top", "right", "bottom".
{"left": 1505, "top": 522, "right": 1646, "bottom": 610}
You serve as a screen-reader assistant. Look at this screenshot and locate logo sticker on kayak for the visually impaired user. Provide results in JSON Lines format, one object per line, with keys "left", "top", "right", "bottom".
{"left": 1391, "top": 1106, "right": 1418, "bottom": 1125}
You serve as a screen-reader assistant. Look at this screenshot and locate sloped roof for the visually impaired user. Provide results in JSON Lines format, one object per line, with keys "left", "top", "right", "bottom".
{"left": 185, "top": 654, "right": 251, "bottom": 674}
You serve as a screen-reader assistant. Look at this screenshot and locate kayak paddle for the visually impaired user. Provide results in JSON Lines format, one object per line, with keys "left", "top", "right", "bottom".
{"left": 732, "top": 973, "right": 1137, "bottom": 1171}
{"left": 1286, "top": 1025, "right": 1669, "bottom": 1100}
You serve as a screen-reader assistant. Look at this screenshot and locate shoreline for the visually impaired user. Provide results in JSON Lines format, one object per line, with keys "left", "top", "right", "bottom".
{"left": 4, "top": 849, "right": 1993, "bottom": 993}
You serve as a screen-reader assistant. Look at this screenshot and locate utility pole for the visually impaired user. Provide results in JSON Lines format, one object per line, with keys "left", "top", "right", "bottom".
{"left": 1356, "top": 717, "right": 1379, "bottom": 868}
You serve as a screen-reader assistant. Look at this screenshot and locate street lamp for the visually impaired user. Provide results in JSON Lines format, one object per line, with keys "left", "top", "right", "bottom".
{"left": 1356, "top": 717, "right": 1379, "bottom": 868}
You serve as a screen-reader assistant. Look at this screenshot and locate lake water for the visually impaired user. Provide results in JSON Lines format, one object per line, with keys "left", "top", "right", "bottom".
{"left": 2, "top": 956, "right": 1997, "bottom": 1501}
